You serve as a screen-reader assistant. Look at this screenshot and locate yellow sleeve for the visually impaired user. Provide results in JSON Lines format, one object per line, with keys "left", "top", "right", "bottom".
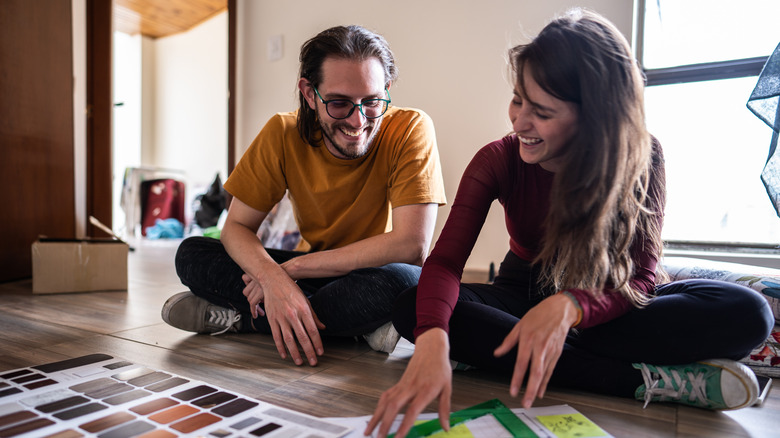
{"left": 383, "top": 109, "right": 447, "bottom": 208}
{"left": 224, "top": 113, "right": 293, "bottom": 213}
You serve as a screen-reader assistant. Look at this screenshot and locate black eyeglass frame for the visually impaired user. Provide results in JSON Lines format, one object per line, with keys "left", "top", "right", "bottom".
{"left": 313, "top": 87, "right": 391, "bottom": 120}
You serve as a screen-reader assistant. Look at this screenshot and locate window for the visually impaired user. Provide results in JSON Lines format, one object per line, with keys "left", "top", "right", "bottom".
{"left": 638, "top": 0, "right": 780, "bottom": 248}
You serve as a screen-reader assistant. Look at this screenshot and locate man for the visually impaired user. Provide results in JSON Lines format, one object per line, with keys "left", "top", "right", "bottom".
{"left": 161, "top": 25, "right": 446, "bottom": 367}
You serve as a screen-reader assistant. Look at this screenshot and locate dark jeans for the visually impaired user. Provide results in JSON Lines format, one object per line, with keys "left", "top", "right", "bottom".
{"left": 393, "top": 250, "right": 775, "bottom": 398}
{"left": 175, "top": 236, "right": 421, "bottom": 337}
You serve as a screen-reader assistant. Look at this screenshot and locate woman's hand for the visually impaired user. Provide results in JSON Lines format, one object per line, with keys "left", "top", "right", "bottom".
{"left": 493, "top": 293, "right": 579, "bottom": 408}
{"left": 365, "top": 328, "right": 453, "bottom": 438}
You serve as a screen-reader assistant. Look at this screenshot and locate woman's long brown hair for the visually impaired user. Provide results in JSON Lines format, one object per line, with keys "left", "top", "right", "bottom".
{"left": 510, "top": 8, "right": 667, "bottom": 306}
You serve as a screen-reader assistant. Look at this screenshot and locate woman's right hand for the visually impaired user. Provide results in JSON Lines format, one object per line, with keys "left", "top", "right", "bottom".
{"left": 365, "top": 328, "right": 453, "bottom": 438}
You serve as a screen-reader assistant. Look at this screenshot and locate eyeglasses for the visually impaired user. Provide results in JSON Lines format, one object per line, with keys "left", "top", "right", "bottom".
{"left": 313, "top": 87, "right": 391, "bottom": 120}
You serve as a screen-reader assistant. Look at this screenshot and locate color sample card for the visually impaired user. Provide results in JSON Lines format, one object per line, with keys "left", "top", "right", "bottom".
{"left": 0, "top": 353, "right": 351, "bottom": 438}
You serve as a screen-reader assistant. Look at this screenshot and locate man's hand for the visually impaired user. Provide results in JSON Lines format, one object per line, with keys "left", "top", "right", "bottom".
{"left": 493, "top": 293, "right": 579, "bottom": 408}
{"left": 256, "top": 270, "right": 326, "bottom": 366}
{"left": 366, "top": 329, "right": 453, "bottom": 438}
{"left": 221, "top": 197, "right": 327, "bottom": 366}
{"left": 241, "top": 274, "right": 265, "bottom": 318}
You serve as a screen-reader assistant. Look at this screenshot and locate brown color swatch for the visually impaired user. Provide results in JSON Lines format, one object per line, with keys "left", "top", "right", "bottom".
{"left": 170, "top": 412, "right": 221, "bottom": 433}
{"left": 129, "top": 398, "right": 178, "bottom": 416}
{"left": 212, "top": 398, "right": 259, "bottom": 417}
{"left": 0, "top": 409, "right": 36, "bottom": 427}
{"left": 171, "top": 385, "right": 217, "bottom": 401}
{"left": 148, "top": 404, "right": 199, "bottom": 424}
{"left": 192, "top": 391, "right": 236, "bottom": 408}
{"left": 0, "top": 417, "right": 56, "bottom": 436}
{"left": 42, "top": 429, "right": 85, "bottom": 438}
{"left": 136, "top": 429, "right": 177, "bottom": 438}
{"left": 79, "top": 411, "right": 135, "bottom": 433}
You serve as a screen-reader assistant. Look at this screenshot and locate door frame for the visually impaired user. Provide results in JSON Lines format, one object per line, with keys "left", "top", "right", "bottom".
{"left": 86, "top": 0, "right": 112, "bottom": 237}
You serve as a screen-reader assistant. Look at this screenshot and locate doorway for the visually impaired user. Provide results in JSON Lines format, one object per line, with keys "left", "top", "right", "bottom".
{"left": 110, "top": 1, "right": 230, "bottom": 238}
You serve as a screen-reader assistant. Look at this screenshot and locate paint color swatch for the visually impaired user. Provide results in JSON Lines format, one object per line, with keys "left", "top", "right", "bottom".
{"left": 0, "top": 354, "right": 351, "bottom": 437}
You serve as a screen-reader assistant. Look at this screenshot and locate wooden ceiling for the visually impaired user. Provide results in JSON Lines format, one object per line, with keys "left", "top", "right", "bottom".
{"left": 113, "top": 0, "right": 227, "bottom": 39}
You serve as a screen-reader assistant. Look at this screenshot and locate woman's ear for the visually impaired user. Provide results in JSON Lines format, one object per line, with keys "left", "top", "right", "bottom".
{"left": 298, "top": 78, "right": 316, "bottom": 110}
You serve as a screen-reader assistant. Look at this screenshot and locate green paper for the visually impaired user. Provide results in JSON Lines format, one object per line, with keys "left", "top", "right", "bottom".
{"left": 389, "top": 399, "right": 536, "bottom": 438}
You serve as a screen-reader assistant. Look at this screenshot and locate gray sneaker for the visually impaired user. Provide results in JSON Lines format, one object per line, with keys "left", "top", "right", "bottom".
{"left": 363, "top": 322, "right": 401, "bottom": 353}
{"left": 161, "top": 291, "right": 241, "bottom": 335}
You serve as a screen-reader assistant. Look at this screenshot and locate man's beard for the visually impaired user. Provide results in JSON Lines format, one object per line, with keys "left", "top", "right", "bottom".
{"left": 317, "top": 108, "right": 382, "bottom": 159}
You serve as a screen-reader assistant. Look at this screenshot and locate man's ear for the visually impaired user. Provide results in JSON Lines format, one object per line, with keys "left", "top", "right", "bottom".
{"left": 298, "top": 78, "right": 316, "bottom": 110}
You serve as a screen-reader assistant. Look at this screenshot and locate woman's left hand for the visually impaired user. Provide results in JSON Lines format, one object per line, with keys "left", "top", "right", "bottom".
{"left": 493, "top": 293, "right": 579, "bottom": 408}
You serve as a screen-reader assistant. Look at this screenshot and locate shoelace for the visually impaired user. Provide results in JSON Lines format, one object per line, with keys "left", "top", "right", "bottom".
{"left": 638, "top": 363, "right": 708, "bottom": 408}
{"left": 207, "top": 309, "right": 241, "bottom": 336}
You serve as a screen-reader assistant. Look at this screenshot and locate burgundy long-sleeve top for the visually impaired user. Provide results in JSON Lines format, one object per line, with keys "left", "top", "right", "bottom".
{"left": 413, "top": 135, "right": 664, "bottom": 339}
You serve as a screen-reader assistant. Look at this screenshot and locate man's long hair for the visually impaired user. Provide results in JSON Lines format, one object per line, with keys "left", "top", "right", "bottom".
{"left": 510, "top": 9, "right": 667, "bottom": 306}
{"left": 297, "top": 25, "right": 398, "bottom": 146}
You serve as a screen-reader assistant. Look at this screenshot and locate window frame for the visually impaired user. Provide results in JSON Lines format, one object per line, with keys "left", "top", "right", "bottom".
{"left": 634, "top": 0, "right": 779, "bottom": 256}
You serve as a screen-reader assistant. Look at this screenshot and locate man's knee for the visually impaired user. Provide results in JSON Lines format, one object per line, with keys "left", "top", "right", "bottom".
{"left": 174, "top": 236, "right": 225, "bottom": 280}
{"left": 378, "top": 263, "right": 422, "bottom": 290}
{"left": 174, "top": 237, "right": 200, "bottom": 277}
{"left": 176, "top": 236, "right": 218, "bottom": 258}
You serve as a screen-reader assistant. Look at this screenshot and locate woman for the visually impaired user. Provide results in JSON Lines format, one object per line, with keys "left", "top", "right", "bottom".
{"left": 366, "top": 8, "right": 774, "bottom": 438}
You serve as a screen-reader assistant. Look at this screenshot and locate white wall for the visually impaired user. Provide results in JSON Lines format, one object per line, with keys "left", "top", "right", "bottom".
{"left": 113, "top": 32, "right": 143, "bottom": 232}
{"left": 141, "top": 36, "right": 156, "bottom": 169}
{"left": 150, "top": 12, "right": 228, "bottom": 192}
{"left": 235, "top": 0, "right": 635, "bottom": 271}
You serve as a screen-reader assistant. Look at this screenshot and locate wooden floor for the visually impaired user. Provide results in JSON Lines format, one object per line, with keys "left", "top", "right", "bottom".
{"left": 1, "top": 238, "right": 778, "bottom": 437}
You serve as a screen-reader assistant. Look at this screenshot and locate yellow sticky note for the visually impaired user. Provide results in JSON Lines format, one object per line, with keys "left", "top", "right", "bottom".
{"left": 427, "top": 423, "right": 473, "bottom": 438}
{"left": 537, "top": 413, "right": 607, "bottom": 438}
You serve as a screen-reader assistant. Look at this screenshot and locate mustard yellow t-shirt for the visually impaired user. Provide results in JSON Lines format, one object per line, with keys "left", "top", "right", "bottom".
{"left": 224, "top": 106, "right": 446, "bottom": 252}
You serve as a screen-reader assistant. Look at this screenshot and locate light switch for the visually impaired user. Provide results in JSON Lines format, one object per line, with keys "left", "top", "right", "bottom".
{"left": 268, "top": 34, "right": 283, "bottom": 61}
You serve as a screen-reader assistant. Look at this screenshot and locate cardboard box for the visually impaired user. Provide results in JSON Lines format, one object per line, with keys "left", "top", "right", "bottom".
{"left": 32, "top": 238, "right": 129, "bottom": 294}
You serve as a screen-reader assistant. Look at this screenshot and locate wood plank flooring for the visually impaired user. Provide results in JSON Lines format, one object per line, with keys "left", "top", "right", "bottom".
{"left": 1, "top": 238, "right": 778, "bottom": 437}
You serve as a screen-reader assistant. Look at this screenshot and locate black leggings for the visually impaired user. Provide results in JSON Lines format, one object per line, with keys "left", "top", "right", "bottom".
{"left": 175, "top": 236, "right": 421, "bottom": 337}
{"left": 393, "top": 250, "right": 775, "bottom": 397}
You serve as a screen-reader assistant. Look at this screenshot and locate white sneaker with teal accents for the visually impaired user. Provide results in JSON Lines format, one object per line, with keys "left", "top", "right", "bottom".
{"left": 633, "top": 359, "right": 759, "bottom": 410}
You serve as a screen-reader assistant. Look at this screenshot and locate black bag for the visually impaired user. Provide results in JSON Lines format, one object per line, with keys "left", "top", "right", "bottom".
{"left": 193, "top": 174, "right": 227, "bottom": 228}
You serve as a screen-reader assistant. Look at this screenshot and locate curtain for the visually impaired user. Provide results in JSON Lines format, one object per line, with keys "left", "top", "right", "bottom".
{"left": 748, "top": 42, "right": 780, "bottom": 217}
